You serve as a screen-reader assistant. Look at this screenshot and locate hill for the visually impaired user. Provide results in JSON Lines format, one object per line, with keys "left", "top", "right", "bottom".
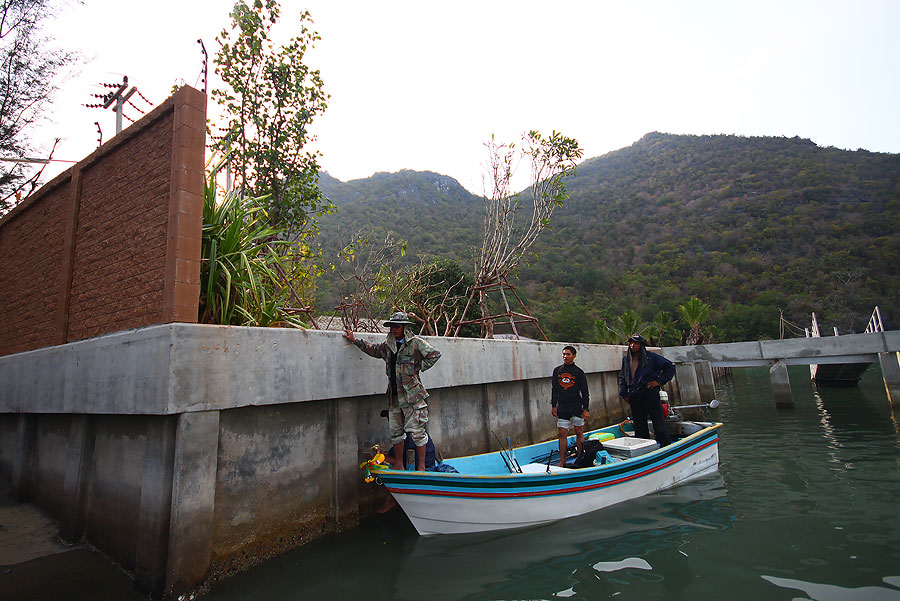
{"left": 313, "top": 133, "right": 900, "bottom": 343}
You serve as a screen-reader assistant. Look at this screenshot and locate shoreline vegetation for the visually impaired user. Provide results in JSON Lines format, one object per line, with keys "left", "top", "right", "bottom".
{"left": 314, "top": 132, "right": 899, "bottom": 343}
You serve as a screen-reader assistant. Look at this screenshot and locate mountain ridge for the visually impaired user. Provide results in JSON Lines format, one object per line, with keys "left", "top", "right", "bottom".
{"left": 314, "top": 132, "right": 900, "bottom": 342}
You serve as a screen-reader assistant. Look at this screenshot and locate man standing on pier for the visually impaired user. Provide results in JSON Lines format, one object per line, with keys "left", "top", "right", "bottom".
{"left": 618, "top": 334, "right": 675, "bottom": 447}
{"left": 343, "top": 312, "right": 441, "bottom": 472}
{"left": 551, "top": 345, "right": 590, "bottom": 467}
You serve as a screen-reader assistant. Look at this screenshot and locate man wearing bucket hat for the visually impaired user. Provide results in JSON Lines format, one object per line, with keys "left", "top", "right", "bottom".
{"left": 618, "top": 334, "right": 675, "bottom": 447}
{"left": 344, "top": 312, "right": 441, "bottom": 471}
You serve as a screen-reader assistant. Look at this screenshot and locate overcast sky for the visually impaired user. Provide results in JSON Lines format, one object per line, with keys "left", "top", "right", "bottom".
{"left": 36, "top": 0, "right": 900, "bottom": 194}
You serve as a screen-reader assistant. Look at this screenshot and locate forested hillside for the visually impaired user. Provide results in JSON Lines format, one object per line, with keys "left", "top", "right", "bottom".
{"left": 314, "top": 133, "right": 900, "bottom": 343}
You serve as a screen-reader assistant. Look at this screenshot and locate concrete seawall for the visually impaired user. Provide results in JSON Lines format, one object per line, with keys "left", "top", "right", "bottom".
{"left": 0, "top": 324, "right": 632, "bottom": 599}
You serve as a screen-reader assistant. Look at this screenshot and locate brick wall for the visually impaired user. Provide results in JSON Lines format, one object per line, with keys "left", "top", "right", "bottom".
{"left": 0, "top": 180, "right": 68, "bottom": 355}
{"left": 0, "top": 86, "right": 206, "bottom": 357}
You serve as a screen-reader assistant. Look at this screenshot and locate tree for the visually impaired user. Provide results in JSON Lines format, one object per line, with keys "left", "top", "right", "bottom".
{"left": 393, "top": 258, "right": 474, "bottom": 337}
{"left": 677, "top": 297, "right": 711, "bottom": 345}
{"left": 649, "top": 310, "right": 677, "bottom": 346}
{"left": 331, "top": 230, "right": 406, "bottom": 332}
{"left": 595, "top": 308, "right": 650, "bottom": 344}
{"left": 212, "top": 0, "right": 329, "bottom": 233}
{"left": 0, "top": 0, "right": 77, "bottom": 213}
{"left": 467, "top": 130, "right": 583, "bottom": 338}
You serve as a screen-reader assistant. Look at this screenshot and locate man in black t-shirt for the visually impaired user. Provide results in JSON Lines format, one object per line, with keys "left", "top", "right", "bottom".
{"left": 551, "top": 345, "right": 590, "bottom": 467}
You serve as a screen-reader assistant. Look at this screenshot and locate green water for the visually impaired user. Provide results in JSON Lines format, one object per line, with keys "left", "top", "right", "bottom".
{"left": 205, "top": 367, "right": 900, "bottom": 601}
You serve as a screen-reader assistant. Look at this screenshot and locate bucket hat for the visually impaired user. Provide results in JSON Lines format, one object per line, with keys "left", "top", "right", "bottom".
{"left": 383, "top": 311, "right": 414, "bottom": 327}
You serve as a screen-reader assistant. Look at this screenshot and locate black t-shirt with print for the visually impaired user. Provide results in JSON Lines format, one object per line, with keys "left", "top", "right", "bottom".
{"left": 551, "top": 363, "right": 589, "bottom": 418}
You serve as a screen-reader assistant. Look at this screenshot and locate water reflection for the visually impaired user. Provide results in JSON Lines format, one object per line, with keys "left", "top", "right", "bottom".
{"left": 390, "top": 474, "right": 734, "bottom": 601}
{"left": 762, "top": 574, "right": 900, "bottom": 600}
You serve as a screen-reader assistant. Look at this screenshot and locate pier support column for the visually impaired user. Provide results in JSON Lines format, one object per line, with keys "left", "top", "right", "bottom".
{"left": 135, "top": 416, "right": 177, "bottom": 599}
{"left": 695, "top": 361, "right": 716, "bottom": 402}
{"left": 329, "top": 397, "right": 360, "bottom": 529}
{"left": 770, "top": 360, "right": 794, "bottom": 408}
{"left": 602, "top": 372, "right": 627, "bottom": 422}
{"left": 59, "top": 416, "right": 94, "bottom": 543}
{"left": 675, "top": 364, "right": 701, "bottom": 404}
{"left": 878, "top": 352, "right": 900, "bottom": 407}
{"left": 11, "top": 414, "right": 36, "bottom": 501}
{"left": 165, "top": 410, "right": 220, "bottom": 600}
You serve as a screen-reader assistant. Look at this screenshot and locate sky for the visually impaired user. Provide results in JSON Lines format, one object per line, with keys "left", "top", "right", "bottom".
{"left": 33, "top": 0, "right": 900, "bottom": 195}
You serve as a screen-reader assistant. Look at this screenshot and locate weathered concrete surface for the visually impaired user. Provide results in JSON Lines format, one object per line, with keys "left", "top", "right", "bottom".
{"left": 4, "top": 325, "right": 897, "bottom": 598}
{"left": 165, "top": 411, "right": 220, "bottom": 598}
{"left": 662, "top": 331, "right": 900, "bottom": 367}
{"left": 675, "top": 364, "right": 701, "bottom": 403}
{"left": 0, "top": 476, "right": 146, "bottom": 601}
{"left": 695, "top": 361, "right": 716, "bottom": 402}
{"left": 0, "top": 325, "right": 632, "bottom": 599}
{"left": 0, "top": 324, "right": 624, "bottom": 415}
{"left": 878, "top": 351, "right": 900, "bottom": 407}
{"left": 770, "top": 360, "right": 794, "bottom": 408}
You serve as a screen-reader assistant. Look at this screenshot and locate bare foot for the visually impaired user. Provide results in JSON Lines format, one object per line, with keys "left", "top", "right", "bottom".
{"left": 557, "top": 461, "right": 566, "bottom": 468}
{"left": 416, "top": 463, "right": 426, "bottom": 472}
{"left": 377, "top": 495, "right": 398, "bottom": 514}
{"left": 392, "top": 461, "right": 404, "bottom": 471}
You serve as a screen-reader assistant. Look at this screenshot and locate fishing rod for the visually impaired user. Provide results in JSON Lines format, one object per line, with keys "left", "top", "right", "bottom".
{"left": 490, "top": 430, "right": 515, "bottom": 473}
{"left": 507, "top": 435, "right": 523, "bottom": 473}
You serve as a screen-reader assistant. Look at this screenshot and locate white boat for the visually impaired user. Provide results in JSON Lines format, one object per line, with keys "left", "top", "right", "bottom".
{"left": 391, "top": 473, "right": 730, "bottom": 601}
{"left": 376, "top": 420, "right": 722, "bottom": 535}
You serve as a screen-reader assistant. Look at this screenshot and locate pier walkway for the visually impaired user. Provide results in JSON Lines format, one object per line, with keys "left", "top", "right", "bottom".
{"left": 660, "top": 330, "right": 900, "bottom": 407}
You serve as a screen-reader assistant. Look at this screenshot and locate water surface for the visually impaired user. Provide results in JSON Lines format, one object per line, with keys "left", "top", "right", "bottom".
{"left": 205, "top": 366, "right": 900, "bottom": 601}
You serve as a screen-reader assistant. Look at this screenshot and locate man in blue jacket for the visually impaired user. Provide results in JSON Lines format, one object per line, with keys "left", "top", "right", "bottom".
{"left": 618, "top": 334, "right": 675, "bottom": 447}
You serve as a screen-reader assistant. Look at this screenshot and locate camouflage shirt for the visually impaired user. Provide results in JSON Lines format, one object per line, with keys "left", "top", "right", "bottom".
{"left": 352, "top": 327, "right": 441, "bottom": 409}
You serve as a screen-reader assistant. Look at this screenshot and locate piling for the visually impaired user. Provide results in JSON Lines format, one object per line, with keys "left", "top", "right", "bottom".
{"left": 878, "top": 352, "right": 900, "bottom": 407}
{"left": 769, "top": 360, "right": 794, "bottom": 408}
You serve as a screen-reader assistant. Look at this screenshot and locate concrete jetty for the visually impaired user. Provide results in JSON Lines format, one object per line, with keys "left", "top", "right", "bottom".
{"left": 0, "top": 324, "right": 631, "bottom": 599}
{"left": 3, "top": 324, "right": 899, "bottom": 599}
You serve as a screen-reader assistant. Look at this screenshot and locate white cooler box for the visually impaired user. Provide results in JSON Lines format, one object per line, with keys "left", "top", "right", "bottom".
{"left": 603, "top": 437, "right": 658, "bottom": 458}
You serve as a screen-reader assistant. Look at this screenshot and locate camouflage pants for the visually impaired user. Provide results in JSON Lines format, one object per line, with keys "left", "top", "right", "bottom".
{"left": 389, "top": 402, "right": 429, "bottom": 446}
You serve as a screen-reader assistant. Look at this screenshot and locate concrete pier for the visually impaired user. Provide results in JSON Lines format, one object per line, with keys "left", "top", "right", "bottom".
{"left": 0, "top": 324, "right": 631, "bottom": 599}
{"left": 662, "top": 331, "right": 900, "bottom": 408}
{"left": 5, "top": 325, "right": 900, "bottom": 598}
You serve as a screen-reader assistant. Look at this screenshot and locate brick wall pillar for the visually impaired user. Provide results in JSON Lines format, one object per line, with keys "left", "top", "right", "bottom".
{"left": 162, "top": 86, "right": 206, "bottom": 324}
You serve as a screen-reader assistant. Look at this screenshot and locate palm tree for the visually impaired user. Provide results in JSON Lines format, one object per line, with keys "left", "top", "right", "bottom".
{"left": 597, "top": 309, "right": 651, "bottom": 344}
{"left": 677, "top": 297, "right": 711, "bottom": 345}
{"left": 592, "top": 319, "right": 620, "bottom": 344}
{"left": 649, "top": 310, "right": 676, "bottom": 346}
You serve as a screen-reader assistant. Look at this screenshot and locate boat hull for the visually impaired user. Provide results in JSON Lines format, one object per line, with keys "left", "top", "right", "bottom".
{"left": 379, "top": 423, "right": 722, "bottom": 535}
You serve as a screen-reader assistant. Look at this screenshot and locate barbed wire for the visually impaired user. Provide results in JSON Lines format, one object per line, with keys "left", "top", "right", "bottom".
{"left": 133, "top": 88, "right": 153, "bottom": 106}
{"left": 126, "top": 98, "right": 146, "bottom": 115}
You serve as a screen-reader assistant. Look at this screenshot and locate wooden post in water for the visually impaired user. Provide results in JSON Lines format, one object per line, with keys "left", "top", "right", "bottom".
{"left": 878, "top": 352, "right": 900, "bottom": 407}
{"left": 675, "top": 364, "right": 701, "bottom": 404}
{"left": 770, "top": 359, "right": 794, "bottom": 408}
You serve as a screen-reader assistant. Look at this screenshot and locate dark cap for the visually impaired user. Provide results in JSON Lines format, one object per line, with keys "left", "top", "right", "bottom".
{"left": 627, "top": 334, "right": 647, "bottom": 345}
{"left": 383, "top": 311, "right": 414, "bottom": 327}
